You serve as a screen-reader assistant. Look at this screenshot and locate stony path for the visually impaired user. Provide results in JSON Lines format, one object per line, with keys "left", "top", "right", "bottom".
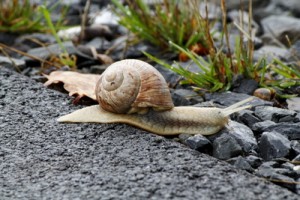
{"left": 0, "top": 67, "right": 298, "bottom": 199}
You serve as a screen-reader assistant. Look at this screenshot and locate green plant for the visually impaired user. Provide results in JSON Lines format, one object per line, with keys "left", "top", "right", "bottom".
{"left": 267, "top": 59, "right": 300, "bottom": 89}
{"left": 144, "top": 0, "right": 300, "bottom": 94}
{"left": 111, "top": 0, "right": 208, "bottom": 51}
{"left": 0, "top": 0, "right": 67, "bottom": 33}
{"left": 39, "top": 5, "right": 77, "bottom": 69}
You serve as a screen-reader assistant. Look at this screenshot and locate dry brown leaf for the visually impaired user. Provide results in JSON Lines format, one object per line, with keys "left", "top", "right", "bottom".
{"left": 44, "top": 71, "right": 100, "bottom": 102}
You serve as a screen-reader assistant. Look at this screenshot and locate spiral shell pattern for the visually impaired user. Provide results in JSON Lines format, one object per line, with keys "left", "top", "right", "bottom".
{"left": 95, "top": 59, "right": 174, "bottom": 114}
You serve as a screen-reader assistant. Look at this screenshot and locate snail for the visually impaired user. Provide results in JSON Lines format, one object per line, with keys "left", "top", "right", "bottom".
{"left": 58, "top": 59, "right": 254, "bottom": 136}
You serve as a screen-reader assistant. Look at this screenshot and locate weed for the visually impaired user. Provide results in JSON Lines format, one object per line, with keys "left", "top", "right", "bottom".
{"left": 144, "top": 0, "right": 300, "bottom": 94}
{"left": 111, "top": 0, "right": 209, "bottom": 52}
{"left": 39, "top": 5, "right": 77, "bottom": 69}
{"left": 0, "top": 0, "right": 67, "bottom": 33}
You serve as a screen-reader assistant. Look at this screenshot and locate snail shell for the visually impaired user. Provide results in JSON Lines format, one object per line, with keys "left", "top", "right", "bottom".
{"left": 95, "top": 59, "right": 174, "bottom": 114}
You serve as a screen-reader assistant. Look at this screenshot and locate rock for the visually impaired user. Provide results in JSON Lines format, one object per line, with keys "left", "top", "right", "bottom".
{"left": 256, "top": 164, "right": 296, "bottom": 191}
{"left": 0, "top": 32, "right": 19, "bottom": 46}
{"left": 199, "top": 2, "right": 221, "bottom": 20}
{"left": 253, "top": 46, "right": 289, "bottom": 63}
{"left": 286, "top": 40, "right": 300, "bottom": 62}
{"left": 254, "top": 122, "right": 300, "bottom": 140}
{"left": 57, "top": 26, "right": 81, "bottom": 40}
{"left": 228, "top": 156, "right": 254, "bottom": 172}
{"left": 88, "top": 64, "right": 109, "bottom": 74}
{"left": 177, "top": 133, "right": 191, "bottom": 144}
{"left": 173, "top": 60, "right": 204, "bottom": 74}
{"left": 260, "top": 161, "right": 281, "bottom": 168}
{"left": 0, "top": 56, "right": 25, "bottom": 70}
{"left": 185, "top": 134, "right": 212, "bottom": 153}
{"left": 154, "top": 63, "right": 182, "bottom": 88}
{"left": 15, "top": 33, "right": 56, "bottom": 49}
{"left": 287, "top": 97, "right": 300, "bottom": 112}
{"left": 216, "top": 0, "right": 270, "bottom": 10}
{"left": 212, "top": 134, "right": 243, "bottom": 160}
{"left": 231, "top": 76, "right": 259, "bottom": 95}
{"left": 272, "top": 0, "right": 300, "bottom": 17}
{"left": 290, "top": 140, "right": 300, "bottom": 158}
{"left": 259, "top": 132, "right": 291, "bottom": 161}
{"left": 274, "top": 167, "right": 299, "bottom": 179}
{"left": 254, "top": 106, "right": 297, "bottom": 122}
{"left": 172, "top": 89, "right": 203, "bottom": 105}
{"left": 221, "top": 121, "right": 258, "bottom": 154}
{"left": 82, "top": 24, "right": 115, "bottom": 41}
{"left": 85, "top": 37, "right": 112, "bottom": 49}
{"left": 292, "top": 154, "right": 300, "bottom": 162}
{"left": 25, "top": 41, "right": 80, "bottom": 61}
{"left": 170, "top": 90, "right": 191, "bottom": 106}
{"left": 227, "top": 10, "right": 260, "bottom": 36}
{"left": 296, "top": 178, "right": 300, "bottom": 194}
{"left": 92, "top": 8, "right": 119, "bottom": 26}
{"left": 245, "top": 155, "right": 263, "bottom": 169}
{"left": 236, "top": 110, "right": 261, "bottom": 129}
{"left": 261, "top": 15, "right": 300, "bottom": 45}
{"left": 252, "top": 120, "right": 276, "bottom": 132}
{"left": 205, "top": 92, "right": 272, "bottom": 107}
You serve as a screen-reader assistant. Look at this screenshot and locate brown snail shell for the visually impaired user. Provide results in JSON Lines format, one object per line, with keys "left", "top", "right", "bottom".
{"left": 95, "top": 59, "right": 174, "bottom": 114}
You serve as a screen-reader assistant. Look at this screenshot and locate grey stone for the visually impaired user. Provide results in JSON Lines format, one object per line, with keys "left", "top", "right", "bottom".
{"left": 205, "top": 92, "right": 273, "bottom": 107}
{"left": 199, "top": 2, "right": 221, "bottom": 20}
{"left": 227, "top": 10, "right": 260, "bottom": 36}
{"left": 15, "top": 33, "right": 56, "bottom": 48}
{"left": 259, "top": 132, "right": 291, "bottom": 161}
{"left": 228, "top": 156, "right": 254, "bottom": 172}
{"left": 172, "top": 89, "right": 203, "bottom": 105}
{"left": 170, "top": 89, "right": 191, "bottom": 106}
{"left": 261, "top": 15, "right": 300, "bottom": 45}
{"left": 2, "top": 67, "right": 298, "bottom": 199}
{"left": 245, "top": 155, "right": 263, "bottom": 169}
{"left": 296, "top": 178, "right": 300, "bottom": 194}
{"left": 185, "top": 134, "right": 212, "bottom": 152}
{"left": 222, "top": 121, "right": 258, "bottom": 154}
{"left": 24, "top": 41, "right": 80, "bottom": 61}
{"left": 256, "top": 165, "right": 296, "bottom": 191}
{"left": 154, "top": 63, "right": 182, "bottom": 88}
{"left": 292, "top": 154, "right": 300, "bottom": 162}
{"left": 272, "top": 0, "right": 300, "bottom": 17}
{"left": 287, "top": 97, "right": 300, "bottom": 112}
{"left": 291, "top": 140, "right": 300, "bottom": 158}
{"left": 236, "top": 110, "right": 261, "bottom": 129}
{"left": 215, "top": 0, "right": 270, "bottom": 10}
{"left": 254, "top": 106, "right": 297, "bottom": 122}
{"left": 286, "top": 40, "right": 300, "bottom": 62}
{"left": 254, "top": 122, "right": 300, "bottom": 140}
{"left": 252, "top": 120, "right": 277, "bottom": 132}
{"left": 253, "top": 46, "right": 289, "bottom": 62}
{"left": 0, "top": 56, "right": 25, "bottom": 70}
{"left": 274, "top": 167, "right": 299, "bottom": 179}
{"left": 232, "top": 77, "right": 259, "bottom": 95}
{"left": 213, "top": 134, "right": 243, "bottom": 160}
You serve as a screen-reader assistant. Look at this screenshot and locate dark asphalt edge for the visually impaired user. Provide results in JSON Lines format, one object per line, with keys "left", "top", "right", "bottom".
{"left": 0, "top": 66, "right": 298, "bottom": 200}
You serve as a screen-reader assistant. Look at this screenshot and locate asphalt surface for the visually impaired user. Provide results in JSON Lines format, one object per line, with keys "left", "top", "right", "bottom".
{"left": 0, "top": 66, "right": 299, "bottom": 199}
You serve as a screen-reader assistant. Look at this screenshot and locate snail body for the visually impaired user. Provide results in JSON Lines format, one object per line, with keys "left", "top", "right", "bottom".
{"left": 58, "top": 59, "right": 253, "bottom": 135}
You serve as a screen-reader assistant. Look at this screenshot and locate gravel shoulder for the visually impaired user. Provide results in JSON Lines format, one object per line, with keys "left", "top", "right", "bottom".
{"left": 0, "top": 66, "right": 298, "bottom": 199}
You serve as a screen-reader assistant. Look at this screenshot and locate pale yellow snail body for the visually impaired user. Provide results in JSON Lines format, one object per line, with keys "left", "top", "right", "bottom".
{"left": 58, "top": 59, "right": 253, "bottom": 135}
